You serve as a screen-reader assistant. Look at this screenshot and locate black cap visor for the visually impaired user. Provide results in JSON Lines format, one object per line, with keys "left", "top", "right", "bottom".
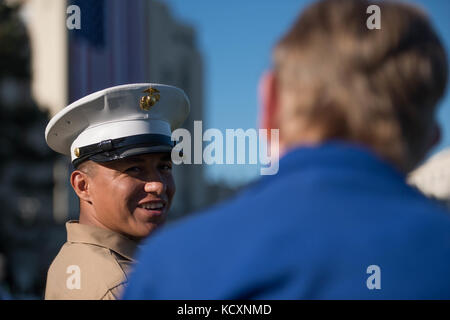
{"left": 72, "top": 134, "right": 174, "bottom": 168}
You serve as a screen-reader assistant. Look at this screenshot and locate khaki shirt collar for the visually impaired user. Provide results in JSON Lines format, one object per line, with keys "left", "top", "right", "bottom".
{"left": 66, "top": 220, "right": 138, "bottom": 261}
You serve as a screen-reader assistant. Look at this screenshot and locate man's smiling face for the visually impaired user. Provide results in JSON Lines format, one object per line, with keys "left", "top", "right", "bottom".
{"left": 84, "top": 153, "right": 175, "bottom": 240}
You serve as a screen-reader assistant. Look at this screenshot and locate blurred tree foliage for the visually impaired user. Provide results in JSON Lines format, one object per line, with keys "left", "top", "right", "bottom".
{"left": 0, "top": 1, "right": 29, "bottom": 79}
{"left": 0, "top": 1, "right": 54, "bottom": 168}
{"left": 0, "top": 0, "right": 57, "bottom": 297}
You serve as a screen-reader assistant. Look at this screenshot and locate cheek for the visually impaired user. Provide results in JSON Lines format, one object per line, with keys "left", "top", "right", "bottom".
{"left": 89, "top": 178, "right": 107, "bottom": 205}
{"left": 165, "top": 175, "right": 176, "bottom": 202}
{"left": 92, "top": 183, "right": 119, "bottom": 211}
{"left": 100, "top": 180, "right": 142, "bottom": 210}
{"left": 118, "top": 181, "right": 145, "bottom": 206}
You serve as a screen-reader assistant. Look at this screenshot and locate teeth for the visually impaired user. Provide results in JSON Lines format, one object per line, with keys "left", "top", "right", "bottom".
{"left": 139, "top": 202, "right": 164, "bottom": 210}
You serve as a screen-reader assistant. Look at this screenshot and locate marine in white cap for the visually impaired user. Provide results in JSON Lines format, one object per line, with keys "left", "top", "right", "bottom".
{"left": 44, "top": 83, "right": 190, "bottom": 300}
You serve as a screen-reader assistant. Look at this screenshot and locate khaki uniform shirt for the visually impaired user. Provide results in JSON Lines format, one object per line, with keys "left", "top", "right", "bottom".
{"left": 45, "top": 221, "right": 138, "bottom": 300}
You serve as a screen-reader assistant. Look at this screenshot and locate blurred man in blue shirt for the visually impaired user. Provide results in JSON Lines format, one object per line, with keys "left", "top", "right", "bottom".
{"left": 124, "top": 0, "right": 450, "bottom": 299}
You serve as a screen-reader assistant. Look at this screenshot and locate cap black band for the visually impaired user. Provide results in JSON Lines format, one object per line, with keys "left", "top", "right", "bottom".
{"left": 72, "top": 133, "right": 174, "bottom": 168}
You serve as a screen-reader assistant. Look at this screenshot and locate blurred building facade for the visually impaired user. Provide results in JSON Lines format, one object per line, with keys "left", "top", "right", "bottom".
{"left": 0, "top": 0, "right": 61, "bottom": 298}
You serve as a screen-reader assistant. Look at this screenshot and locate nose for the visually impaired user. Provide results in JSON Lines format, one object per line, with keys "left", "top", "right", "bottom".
{"left": 144, "top": 178, "right": 166, "bottom": 196}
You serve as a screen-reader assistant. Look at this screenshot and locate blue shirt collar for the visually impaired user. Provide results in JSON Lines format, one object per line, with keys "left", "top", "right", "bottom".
{"left": 277, "top": 140, "right": 406, "bottom": 181}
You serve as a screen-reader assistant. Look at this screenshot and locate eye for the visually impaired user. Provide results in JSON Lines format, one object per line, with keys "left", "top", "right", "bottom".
{"left": 125, "top": 166, "right": 142, "bottom": 173}
{"left": 160, "top": 163, "right": 172, "bottom": 171}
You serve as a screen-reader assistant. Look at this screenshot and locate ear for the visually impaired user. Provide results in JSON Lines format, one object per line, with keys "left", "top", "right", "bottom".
{"left": 70, "top": 170, "right": 92, "bottom": 204}
{"left": 258, "top": 71, "right": 279, "bottom": 130}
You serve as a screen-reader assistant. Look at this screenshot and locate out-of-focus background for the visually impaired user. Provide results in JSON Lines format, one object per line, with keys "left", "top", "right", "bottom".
{"left": 0, "top": 0, "right": 448, "bottom": 299}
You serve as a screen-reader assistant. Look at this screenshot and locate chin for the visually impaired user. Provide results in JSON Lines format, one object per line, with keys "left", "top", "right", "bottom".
{"left": 134, "top": 222, "right": 163, "bottom": 239}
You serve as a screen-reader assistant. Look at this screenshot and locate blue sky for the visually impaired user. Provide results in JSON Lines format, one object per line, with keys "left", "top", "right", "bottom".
{"left": 165, "top": 0, "right": 450, "bottom": 186}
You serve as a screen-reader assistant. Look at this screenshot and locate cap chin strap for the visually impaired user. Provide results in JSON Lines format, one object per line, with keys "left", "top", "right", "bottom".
{"left": 72, "top": 133, "right": 174, "bottom": 168}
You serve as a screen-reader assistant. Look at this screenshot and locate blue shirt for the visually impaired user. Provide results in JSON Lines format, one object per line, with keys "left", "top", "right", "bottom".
{"left": 124, "top": 142, "right": 450, "bottom": 299}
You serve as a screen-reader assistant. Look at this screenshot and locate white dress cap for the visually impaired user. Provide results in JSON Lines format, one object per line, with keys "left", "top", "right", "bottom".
{"left": 45, "top": 83, "right": 190, "bottom": 166}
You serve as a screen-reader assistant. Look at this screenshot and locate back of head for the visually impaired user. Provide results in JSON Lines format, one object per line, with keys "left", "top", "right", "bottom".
{"left": 274, "top": 0, "right": 448, "bottom": 171}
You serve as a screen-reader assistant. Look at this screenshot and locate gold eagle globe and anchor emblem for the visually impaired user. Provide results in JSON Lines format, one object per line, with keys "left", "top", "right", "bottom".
{"left": 140, "top": 87, "right": 160, "bottom": 111}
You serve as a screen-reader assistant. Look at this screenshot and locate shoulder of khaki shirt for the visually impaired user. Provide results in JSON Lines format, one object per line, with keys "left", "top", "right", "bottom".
{"left": 45, "top": 221, "right": 138, "bottom": 300}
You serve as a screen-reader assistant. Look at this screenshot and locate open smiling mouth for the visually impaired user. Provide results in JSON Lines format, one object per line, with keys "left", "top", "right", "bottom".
{"left": 138, "top": 202, "right": 164, "bottom": 210}
{"left": 137, "top": 202, "right": 166, "bottom": 216}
